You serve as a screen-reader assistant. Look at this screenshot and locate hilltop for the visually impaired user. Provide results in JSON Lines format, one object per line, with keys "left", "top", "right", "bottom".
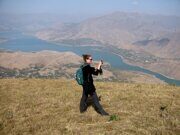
{"left": 0, "top": 79, "right": 179, "bottom": 134}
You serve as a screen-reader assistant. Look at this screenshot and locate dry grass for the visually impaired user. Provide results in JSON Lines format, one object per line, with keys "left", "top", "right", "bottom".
{"left": 0, "top": 79, "right": 179, "bottom": 135}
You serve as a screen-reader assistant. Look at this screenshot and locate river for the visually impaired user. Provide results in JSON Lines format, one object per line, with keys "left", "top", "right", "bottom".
{"left": 0, "top": 31, "right": 180, "bottom": 86}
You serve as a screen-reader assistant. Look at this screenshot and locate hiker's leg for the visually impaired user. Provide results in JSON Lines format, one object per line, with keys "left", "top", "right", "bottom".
{"left": 91, "top": 92, "right": 109, "bottom": 116}
{"left": 80, "top": 90, "right": 88, "bottom": 113}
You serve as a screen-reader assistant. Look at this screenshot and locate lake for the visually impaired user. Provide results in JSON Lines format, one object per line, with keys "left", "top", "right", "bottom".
{"left": 0, "top": 31, "right": 180, "bottom": 86}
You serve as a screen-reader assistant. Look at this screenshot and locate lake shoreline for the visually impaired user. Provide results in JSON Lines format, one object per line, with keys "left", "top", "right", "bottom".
{"left": 112, "top": 51, "right": 177, "bottom": 80}
{"left": 0, "top": 32, "right": 180, "bottom": 86}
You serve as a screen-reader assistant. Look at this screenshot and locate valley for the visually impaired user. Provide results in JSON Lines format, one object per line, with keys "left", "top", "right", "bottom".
{"left": 34, "top": 12, "right": 180, "bottom": 80}
{"left": 0, "top": 12, "right": 180, "bottom": 84}
{"left": 0, "top": 50, "right": 165, "bottom": 84}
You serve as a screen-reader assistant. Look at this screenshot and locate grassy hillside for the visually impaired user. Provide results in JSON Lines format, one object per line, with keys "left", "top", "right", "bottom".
{"left": 0, "top": 79, "right": 179, "bottom": 135}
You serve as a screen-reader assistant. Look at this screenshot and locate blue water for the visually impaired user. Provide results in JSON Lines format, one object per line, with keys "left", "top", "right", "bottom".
{"left": 0, "top": 31, "right": 180, "bottom": 86}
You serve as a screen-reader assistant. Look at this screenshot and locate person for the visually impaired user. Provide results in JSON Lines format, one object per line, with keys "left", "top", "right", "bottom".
{"left": 80, "top": 54, "right": 109, "bottom": 116}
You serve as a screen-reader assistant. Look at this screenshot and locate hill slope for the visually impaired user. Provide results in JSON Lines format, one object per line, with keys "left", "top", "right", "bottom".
{"left": 0, "top": 79, "right": 179, "bottom": 134}
{"left": 0, "top": 50, "right": 165, "bottom": 84}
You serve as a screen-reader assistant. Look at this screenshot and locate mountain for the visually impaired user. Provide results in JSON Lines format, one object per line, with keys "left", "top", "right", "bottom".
{"left": 36, "top": 12, "right": 180, "bottom": 58}
{"left": 0, "top": 13, "right": 98, "bottom": 32}
{"left": 0, "top": 13, "right": 59, "bottom": 32}
{"left": 35, "top": 12, "right": 180, "bottom": 79}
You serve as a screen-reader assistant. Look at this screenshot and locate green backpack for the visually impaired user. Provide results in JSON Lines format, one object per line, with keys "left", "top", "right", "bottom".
{"left": 75, "top": 65, "right": 85, "bottom": 85}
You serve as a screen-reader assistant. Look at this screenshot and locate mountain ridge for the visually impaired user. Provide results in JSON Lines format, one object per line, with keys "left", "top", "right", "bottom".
{"left": 35, "top": 12, "right": 180, "bottom": 58}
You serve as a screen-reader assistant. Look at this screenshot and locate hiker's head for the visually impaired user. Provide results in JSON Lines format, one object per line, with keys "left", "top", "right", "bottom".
{"left": 82, "top": 54, "right": 93, "bottom": 64}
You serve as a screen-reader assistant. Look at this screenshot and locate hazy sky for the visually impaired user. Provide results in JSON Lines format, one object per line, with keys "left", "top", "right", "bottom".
{"left": 0, "top": 0, "right": 180, "bottom": 16}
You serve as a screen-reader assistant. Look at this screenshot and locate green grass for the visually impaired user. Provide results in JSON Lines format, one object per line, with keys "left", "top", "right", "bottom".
{"left": 0, "top": 79, "right": 179, "bottom": 135}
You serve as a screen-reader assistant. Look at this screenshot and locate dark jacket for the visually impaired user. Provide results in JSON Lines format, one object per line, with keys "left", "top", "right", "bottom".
{"left": 82, "top": 63, "right": 102, "bottom": 94}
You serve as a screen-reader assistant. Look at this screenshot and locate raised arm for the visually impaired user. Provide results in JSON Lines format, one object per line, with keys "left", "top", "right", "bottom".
{"left": 91, "top": 60, "right": 103, "bottom": 75}
{"left": 91, "top": 67, "right": 102, "bottom": 76}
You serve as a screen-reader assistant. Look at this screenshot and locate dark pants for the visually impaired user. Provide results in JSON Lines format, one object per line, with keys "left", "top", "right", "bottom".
{"left": 80, "top": 89, "right": 109, "bottom": 115}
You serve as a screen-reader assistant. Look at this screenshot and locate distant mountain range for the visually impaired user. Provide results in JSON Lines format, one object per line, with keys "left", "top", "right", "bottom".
{"left": 36, "top": 12, "right": 180, "bottom": 58}
{"left": 0, "top": 12, "right": 180, "bottom": 80}
{"left": 34, "top": 12, "right": 180, "bottom": 79}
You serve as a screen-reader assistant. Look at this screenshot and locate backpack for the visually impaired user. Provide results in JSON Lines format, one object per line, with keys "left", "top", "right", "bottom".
{"left": 75, "top": 65, "right": 85, "bottom": 85}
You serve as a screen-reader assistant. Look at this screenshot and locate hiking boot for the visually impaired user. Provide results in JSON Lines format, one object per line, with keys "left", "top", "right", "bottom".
{"left": 101, "top": 111, "right": 109, "bottom": 116}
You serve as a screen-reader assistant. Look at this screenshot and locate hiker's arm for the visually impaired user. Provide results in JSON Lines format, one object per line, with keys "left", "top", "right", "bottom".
{"left": 90, "top": 67, "right": 102, "bottom": 76}
{"left": 91, "top": 61, "right": 103, "bottom": 75}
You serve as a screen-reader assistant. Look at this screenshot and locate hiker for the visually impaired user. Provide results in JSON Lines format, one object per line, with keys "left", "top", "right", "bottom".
{"left": 80, "top": 54, "right": 109, "bottom": 116}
